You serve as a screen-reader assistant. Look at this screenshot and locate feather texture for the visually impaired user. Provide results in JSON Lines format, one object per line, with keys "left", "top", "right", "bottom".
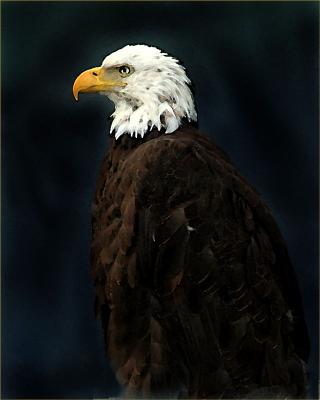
{"left": 102, "top": 45, "right": 197, "bottom": 138}
{"left": 91, "top": 123, "right": 309, "bottom": 398}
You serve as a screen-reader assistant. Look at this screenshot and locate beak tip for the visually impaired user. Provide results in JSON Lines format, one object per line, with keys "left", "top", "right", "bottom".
{"left": 73, "top": 91, "right": 79, "bottom": 101}
{"left": 72, "top": 81, "right": 79, "bottom": 101}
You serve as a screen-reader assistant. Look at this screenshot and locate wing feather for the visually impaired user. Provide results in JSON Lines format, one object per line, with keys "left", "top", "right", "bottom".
{"left": 91, "top": 125, "right": 309, "bottom": 398}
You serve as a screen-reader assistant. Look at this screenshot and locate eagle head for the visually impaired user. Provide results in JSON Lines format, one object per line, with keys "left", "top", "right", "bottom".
{"left": 73, "top": 45, "right": 197, "bottom": 139}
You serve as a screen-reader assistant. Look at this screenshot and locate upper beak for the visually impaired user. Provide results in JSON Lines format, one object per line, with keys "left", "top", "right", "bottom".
{"left": 72, "top": 66, "right": 126, "bottom": 101}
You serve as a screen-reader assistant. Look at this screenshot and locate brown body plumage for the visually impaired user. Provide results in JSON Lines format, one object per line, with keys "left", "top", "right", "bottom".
{"left": 91, "top": 123, "right": 309, "bottom": 398}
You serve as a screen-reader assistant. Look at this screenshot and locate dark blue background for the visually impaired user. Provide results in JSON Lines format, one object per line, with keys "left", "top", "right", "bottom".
{"left": 2, "top": 1, "right": 318, "bottom": 398}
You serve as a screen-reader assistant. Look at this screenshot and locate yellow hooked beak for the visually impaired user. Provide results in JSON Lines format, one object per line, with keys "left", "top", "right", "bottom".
{"left": 72, "top": 66, "right": 126, "bottom": 101}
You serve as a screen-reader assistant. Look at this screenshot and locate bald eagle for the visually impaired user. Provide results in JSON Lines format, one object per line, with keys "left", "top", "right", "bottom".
{"left": 73, "top": 45, "right": 309, "bottom": 398}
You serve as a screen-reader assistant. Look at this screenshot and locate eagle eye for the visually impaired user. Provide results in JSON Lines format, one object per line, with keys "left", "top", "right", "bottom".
{"left": 119, "top": 65, "right": 131, "bottom": 76}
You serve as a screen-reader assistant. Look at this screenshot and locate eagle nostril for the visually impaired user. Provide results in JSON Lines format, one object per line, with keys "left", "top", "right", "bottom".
{"left": 92, "top": 72, "right": 98, "bottom": 76}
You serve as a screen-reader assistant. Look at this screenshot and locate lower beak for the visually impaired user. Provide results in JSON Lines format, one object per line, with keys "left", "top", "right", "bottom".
{"left": 72, "top": 66, "right": 126, "bottom": 101}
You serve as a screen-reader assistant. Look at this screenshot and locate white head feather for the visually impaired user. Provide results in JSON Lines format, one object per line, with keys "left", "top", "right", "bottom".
{"left": 100, "top": 45, "right": 197, "bottom": 139}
